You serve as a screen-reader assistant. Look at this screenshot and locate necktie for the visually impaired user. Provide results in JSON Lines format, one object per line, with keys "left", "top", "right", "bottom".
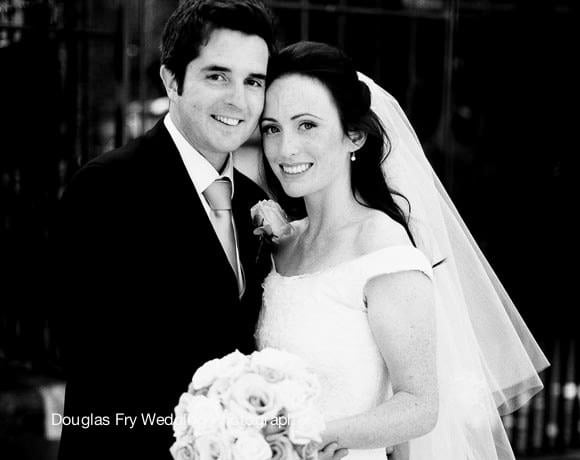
{"left": 203, "top": 178, "right": 243, "bottom": 295}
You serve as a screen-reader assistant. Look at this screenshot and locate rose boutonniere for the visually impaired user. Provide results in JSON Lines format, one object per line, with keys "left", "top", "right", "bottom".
{"left": 250, "top": 200, "right": 294, "bottom": 245}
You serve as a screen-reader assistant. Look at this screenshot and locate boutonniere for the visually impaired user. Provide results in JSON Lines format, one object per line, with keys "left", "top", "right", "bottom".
{"left": 250, "top": 200, "right": 294, "bottom": 246}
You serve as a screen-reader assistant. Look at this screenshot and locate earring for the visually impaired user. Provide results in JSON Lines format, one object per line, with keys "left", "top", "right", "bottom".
{"left": 350, "top": 151, "right": 357, "bottom": 162}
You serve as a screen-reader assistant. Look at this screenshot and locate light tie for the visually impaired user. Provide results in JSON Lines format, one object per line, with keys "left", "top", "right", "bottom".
{"left": 203, "top": 178, "right": 244, "bottom": 295}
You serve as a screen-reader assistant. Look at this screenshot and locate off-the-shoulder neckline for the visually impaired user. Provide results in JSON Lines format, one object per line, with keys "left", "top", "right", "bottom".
{"left": 271, "top": 244, "right": 425, "bottom": 280}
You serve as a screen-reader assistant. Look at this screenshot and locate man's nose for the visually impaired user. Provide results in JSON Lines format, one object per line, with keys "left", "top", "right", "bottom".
{"left": 224, "top": 81, "right": 246, "bottom": 110}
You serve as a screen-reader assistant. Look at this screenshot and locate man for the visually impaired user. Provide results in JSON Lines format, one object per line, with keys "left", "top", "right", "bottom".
{"left": 56, "top": 1, "right": 275, "bottom": 459}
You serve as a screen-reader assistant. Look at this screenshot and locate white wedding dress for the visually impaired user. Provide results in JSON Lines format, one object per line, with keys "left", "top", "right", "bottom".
{"left": 255, "top": 72, "right": 547, "bottom": 459}
{"left": 256, "top": 243, "right": 519, "bottom": 459}
{"left": 255, "top": 245, "right": 435, "bottom": 460}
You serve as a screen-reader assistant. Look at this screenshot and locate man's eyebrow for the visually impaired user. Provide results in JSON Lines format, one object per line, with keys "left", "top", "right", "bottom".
{"left": 248, "top": 73, "right": 266, "bottom": 81}
{"left": 200, "top": 66, "right": 266, "bottom": 81}
{"left": 260, "top": 117, "right": 277, "bottom": 123}
{"left": 201, "top": 65, "right": 231, "bottom": 72}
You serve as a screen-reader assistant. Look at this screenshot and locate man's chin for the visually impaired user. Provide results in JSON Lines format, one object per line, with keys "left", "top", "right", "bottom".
{"left": 220, "top": 137, "right": 253, "bottom": 153}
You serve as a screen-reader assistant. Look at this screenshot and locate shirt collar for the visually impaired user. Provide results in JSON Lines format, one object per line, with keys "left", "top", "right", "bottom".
{"left": 164, "top": 113, "right": 234, "bottom": 197}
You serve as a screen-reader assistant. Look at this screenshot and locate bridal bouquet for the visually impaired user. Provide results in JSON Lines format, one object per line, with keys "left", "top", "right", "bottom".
{"left": 170, "top": 348, "right": 325, "bottom": 460}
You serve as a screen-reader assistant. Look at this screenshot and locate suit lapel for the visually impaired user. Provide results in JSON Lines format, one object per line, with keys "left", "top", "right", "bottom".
{"left": 148, "top": 120, "right": 239, "bottom": 295}
{"left": 232, "top": 174, "right": 251, "bottom": 267}
{"left": 232, "top": 170, "right": 264, "bottom": 287}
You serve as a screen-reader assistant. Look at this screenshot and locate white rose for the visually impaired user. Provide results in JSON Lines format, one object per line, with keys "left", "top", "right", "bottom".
{"left": 275, "top": 374, "right": 321, "bottom": 413}
{"left": 266, "top": 432, "right": 301, "bottom": 460}
{"left": 191, "top": 350, "right": 249, "bottom": 391}
{"left": 173, "top": 393, "right": 196, "bottom": 440}
{"left": 219, "top": 350, "right": 251, "bottom": 379}
{"left": 191, "top": 358, "right": 224, "bottom": 391}
{"left": 170, "top": 439, "right": 195, "bottom": 460}
{"left": 195, "top": 433, "right": 233, "bottom": 460}
{"left": 207, "top": 377, "right": 234, "bottom": 403}
{"left": 288, "top": 408, "right": 326, "bottom": 445}
{"left": 251, "top": 200, "right": 294, "bottom": 243}
{"left": 185, "top": 395, "right": 226, "bottom": 437}
{"left": 231, "top": 429, "right": 272, "bottom": 460}
{"left": 224, "top": 409, "right": 256, "bottom": 432}
{"left": 262, "top": 408, "right": 290, "bottom": 438}
{"left": 274, "top": 380, "right": 308, "bottom": 413}
{"left": 188, "top": 383, "right": 210, "bottom": 397}
{"left": 227, "top": 373, "right": 281, "bottom": 426}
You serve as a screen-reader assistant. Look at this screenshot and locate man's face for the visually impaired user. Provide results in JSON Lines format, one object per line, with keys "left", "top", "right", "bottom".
{"left": 164, "top": 28, "right": 269, "bottom": 169}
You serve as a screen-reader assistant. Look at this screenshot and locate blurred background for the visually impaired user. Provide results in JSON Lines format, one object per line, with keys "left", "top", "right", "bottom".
{"left": 0, "top": 0, "right": 578, "bottom": 459}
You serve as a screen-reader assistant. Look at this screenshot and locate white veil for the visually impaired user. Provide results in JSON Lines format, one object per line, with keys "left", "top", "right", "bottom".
{"left": 357, "top": 72, "right": 549, "bottom": 458}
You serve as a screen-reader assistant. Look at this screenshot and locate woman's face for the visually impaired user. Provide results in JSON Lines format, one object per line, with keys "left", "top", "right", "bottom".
{"left": 260, "top": 74, "right": 354, "bottom": 199}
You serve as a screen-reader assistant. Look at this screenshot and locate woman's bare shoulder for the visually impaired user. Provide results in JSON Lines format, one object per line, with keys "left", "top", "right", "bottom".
{"left": 354, "top": 210, "right": 412, "bottom": 256}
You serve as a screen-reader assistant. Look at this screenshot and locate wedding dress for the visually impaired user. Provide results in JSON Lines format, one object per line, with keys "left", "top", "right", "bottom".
{"left": 256, "top": 245, "right": 433, "bottom": 459}
{"left": 256, "top": 243, "right": 513, "bottom": 459}
{"left": 255, "top": 73, "right": 547, "bottom": 459}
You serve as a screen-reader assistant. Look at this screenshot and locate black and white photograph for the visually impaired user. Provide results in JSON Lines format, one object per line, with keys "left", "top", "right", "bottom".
{"left": 0, "top": 1, "right": 577, "bottom": 459}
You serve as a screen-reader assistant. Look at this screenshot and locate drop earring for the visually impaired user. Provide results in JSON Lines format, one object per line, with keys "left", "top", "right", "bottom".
{"left": 350, "top": 151, "right": 357, "bottom": 162}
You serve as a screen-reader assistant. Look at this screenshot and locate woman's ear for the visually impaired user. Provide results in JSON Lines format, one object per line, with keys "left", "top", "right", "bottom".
{"left": 160, "top": 65, "right": 179, "bottom": 100}
{"left": 347, "top": 130, "right": 367, "bottom": 152}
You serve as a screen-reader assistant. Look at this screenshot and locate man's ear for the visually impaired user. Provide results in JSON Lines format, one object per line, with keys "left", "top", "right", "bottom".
{"left": 347, "top": 130, "right": 367, "bottom": 152}
{"left": 160, "top": 65, "right": 179, "bottom": 100}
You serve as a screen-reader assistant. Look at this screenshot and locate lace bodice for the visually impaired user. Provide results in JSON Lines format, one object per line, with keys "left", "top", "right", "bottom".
{"left": 255, "top": 245, "right": 433, "bottom": 459}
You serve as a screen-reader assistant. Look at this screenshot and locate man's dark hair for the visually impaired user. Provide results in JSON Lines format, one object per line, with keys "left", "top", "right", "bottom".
{"left": 160, "top": 0, "right": 277, "bottom": 94}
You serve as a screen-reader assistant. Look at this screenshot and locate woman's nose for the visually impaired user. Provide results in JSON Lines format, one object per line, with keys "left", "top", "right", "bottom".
{"left": 280, "top": 132, "right": 299, "bottom": 158}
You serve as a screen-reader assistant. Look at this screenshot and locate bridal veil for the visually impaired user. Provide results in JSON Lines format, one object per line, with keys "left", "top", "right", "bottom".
{"left": 357, "top": 72, "right": 549, "bottom": 459}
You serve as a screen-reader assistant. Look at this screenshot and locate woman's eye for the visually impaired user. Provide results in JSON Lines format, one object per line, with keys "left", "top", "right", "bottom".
{"left": 261, "top": 125, "right": 279, "bottom": 135}
{"left": 300, "top": 121, "right": 316, "bottom": 130}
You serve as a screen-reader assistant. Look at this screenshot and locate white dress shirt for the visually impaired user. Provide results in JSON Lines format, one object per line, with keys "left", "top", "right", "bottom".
{"left": 164, "top": 114, "right": 244, "bottom": 296}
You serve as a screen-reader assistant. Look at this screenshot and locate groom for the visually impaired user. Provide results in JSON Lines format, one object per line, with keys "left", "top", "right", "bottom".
{"left": 55, "top": 1, "right": 275, "bottom": 459}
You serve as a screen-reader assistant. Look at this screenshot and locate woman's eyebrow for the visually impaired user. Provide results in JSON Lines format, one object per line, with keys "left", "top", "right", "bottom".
{"left": 261, "top": 113, "right": 322, "bottom": 123}
{"left": 291, "top": 113, "right": 322, "bottom": 120}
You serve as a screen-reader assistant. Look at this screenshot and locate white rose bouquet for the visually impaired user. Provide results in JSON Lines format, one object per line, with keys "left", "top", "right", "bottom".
{"left": 170, "top": 349, "right": 325, "bottom": 460}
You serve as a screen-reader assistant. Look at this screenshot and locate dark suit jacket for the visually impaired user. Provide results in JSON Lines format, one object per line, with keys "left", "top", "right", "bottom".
{"left": 55, "top": 120, "right": 270, "bottom": 459}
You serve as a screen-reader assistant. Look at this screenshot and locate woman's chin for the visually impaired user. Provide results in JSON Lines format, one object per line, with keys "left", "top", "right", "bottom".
{"left": 281, "top": 186, "right": 307, "bottom": 199}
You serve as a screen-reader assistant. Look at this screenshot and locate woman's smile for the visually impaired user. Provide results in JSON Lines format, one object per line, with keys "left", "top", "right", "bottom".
{"left": 280, "top": 162, "right": 314, "bottom": 176}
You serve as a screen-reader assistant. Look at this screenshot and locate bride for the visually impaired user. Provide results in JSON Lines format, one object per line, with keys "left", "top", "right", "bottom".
{"left": 254, "top": 41, "right": 548, "bottom": 459}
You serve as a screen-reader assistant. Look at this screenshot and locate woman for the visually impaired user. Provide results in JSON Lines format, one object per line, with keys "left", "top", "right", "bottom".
{"left": 254, "top": 41, "right": 548, "bottom": 459}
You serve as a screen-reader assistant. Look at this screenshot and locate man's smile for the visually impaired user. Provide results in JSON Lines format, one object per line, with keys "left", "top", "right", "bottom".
{"left": 212, "top": 115, "right": 243, "bottom": 126}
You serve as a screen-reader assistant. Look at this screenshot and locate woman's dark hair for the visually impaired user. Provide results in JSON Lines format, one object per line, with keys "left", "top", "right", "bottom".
{"left": 161, "top": 0, "right": 277, "bottom": 94}
{"left": 263, "top": 41, "right": 416, "bottom": 247}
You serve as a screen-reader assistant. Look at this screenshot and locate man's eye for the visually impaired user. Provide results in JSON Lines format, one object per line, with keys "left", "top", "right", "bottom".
{"left": 207, "top": 74, "right": 226, "bottom": 82}
{"left": 261, "top": 125, "right": 279, "bottom": 135}
{"left": 247, "top": 79, "right": 264, "bottom": 88}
